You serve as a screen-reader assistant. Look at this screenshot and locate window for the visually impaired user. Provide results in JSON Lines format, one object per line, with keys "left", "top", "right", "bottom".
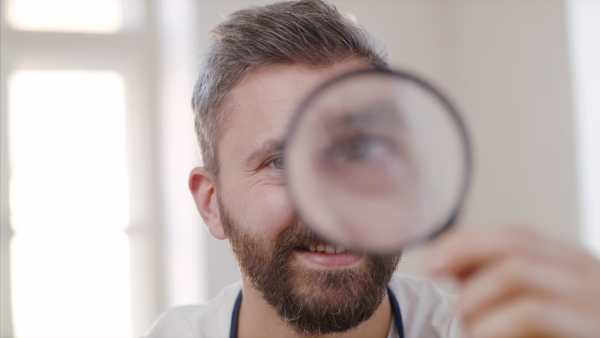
{"left": 8, "top": 71, "right": 131, "bottom": 337}
{"left": 4, "top": 0, "right": 122, "bottom": 33}
{"left": 0, "top": 1, "right": 158, "bottom": 337}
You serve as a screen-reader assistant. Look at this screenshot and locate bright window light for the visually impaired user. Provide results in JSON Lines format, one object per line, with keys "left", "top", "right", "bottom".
{"left": 4, "top": 0, "right": 122, "bottom": 34}
{"left": 8, "top": 71, "right": 129, "bottom": 234}
{"left": 10, "top": 233, "right": 132, "bottom": 338}
{"left": 567, "top": 0, "right": 600, "bottom": 258}
{"left": 8, "top": 70, "right": 132, "bottom": 337}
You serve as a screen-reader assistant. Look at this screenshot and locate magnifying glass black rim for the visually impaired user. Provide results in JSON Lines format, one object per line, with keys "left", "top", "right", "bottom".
{"left": 284, "top": 67, "right": 473, "bottom": 251}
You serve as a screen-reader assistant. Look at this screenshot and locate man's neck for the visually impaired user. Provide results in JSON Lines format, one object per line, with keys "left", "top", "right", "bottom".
{"left": 237, "top": 279, "right": 393, "bottom": 338}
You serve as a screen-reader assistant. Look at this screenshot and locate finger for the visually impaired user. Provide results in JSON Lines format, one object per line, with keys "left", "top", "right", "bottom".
{"left": 469, "top": 297, "right": 597, "bottom": 338}
{"left": 459, "top": 254, "right": 583, "bottom": 325}
{"left": 425, "top": 225, "right": 583, "bottom": 278}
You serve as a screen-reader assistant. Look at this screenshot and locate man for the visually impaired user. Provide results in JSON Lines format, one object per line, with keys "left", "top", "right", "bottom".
{"left": 145, "top": 1, "right": 600, "bottom": 337}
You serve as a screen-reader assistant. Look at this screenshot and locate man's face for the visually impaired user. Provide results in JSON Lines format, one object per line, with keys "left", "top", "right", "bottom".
{"left": 215, "top": 61, "right": 400, "bottom": 334}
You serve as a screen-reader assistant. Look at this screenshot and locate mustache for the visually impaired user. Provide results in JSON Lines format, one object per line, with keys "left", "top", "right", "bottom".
{"left": 276, "top": 221, "right": 328, "bottom": 249}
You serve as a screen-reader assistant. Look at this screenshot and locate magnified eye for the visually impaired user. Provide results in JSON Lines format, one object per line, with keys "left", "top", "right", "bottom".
{"left": 268, "top": 156, "right": 285, "bottom": 170}
{"left": 326, "top": 134, "right": 394, "bottom": 165}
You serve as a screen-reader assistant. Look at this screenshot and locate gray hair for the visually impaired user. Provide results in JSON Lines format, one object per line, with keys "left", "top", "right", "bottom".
{"left": 191, "top": 0, "right": 388, "bottom": 177}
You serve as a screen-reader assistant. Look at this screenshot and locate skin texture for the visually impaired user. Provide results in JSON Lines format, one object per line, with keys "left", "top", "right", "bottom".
{"left": 189, "top": 61, "right": 396, "bottom": 338}
{"left": 426, "top": 225, "right": 600, "bottom": 338}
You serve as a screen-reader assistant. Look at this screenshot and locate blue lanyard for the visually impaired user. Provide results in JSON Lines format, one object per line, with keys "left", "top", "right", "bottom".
{"left": 230, "top": 286, "right": 404, "bottom": 338}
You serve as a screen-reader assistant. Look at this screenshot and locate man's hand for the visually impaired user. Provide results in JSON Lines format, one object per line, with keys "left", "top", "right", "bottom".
{"left": 425, "top": 225, "right": 600, "bottom": 338}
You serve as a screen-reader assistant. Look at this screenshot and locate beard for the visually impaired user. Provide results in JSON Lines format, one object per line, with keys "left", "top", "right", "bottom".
{"left": 218, "top": 200, "right": 401, "bottom": 336}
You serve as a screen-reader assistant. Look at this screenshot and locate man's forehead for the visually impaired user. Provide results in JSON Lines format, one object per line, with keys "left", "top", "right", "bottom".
{"left": 219, "top": 61, "right": 370, "bottom": 166}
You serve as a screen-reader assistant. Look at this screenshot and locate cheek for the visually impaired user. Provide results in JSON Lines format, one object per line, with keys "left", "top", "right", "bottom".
{"left": 250, "top": 187, "right": 295, "bottom": 237}
{"left": 222, "top": 183, "right": 295, "bottom": 238}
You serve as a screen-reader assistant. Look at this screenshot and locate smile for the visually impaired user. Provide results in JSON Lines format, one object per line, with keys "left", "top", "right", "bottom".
{"left": 294, "top": 242, "right": 363, "bottom": 268}
{"left": 299, "top": 243, "right": 347, "bottom": 254}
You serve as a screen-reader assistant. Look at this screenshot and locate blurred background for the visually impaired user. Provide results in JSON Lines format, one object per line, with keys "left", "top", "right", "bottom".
{"left": 0, "top": 0, "right": 598, "bottom": 337}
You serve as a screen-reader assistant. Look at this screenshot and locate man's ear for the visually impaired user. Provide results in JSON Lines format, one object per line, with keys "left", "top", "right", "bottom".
{"left": 189, "top": 167, "right": 227, "bottom": 240}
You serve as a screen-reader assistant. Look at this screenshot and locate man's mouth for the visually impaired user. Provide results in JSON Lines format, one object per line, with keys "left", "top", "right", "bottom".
{"left": 297, "top": 242, "right": 347, "bottom": 254}
{"left": 294, "top": 241, "right": 362, "bottom": 268}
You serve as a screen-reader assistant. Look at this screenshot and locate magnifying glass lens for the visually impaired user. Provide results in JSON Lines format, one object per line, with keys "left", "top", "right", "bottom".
{"left": 286, "top": 69, "right": 470, "bottom": 254}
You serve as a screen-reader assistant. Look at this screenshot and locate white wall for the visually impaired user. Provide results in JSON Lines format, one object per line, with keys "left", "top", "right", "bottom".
{"left": 447, "top": 0, "right": 577, "bottom": 235}
{"left": 188, "top": 0, "right": 580, "bottom": 299}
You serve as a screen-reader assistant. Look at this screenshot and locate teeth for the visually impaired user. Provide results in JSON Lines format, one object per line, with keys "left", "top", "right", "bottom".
{"left": 307, "top": 242, "right": 347, "bottom": 254}
{"left": 335, "top": 245, "right": 346, "bottom": 253}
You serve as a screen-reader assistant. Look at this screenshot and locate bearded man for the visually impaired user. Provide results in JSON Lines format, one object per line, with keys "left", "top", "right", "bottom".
{"left": 145, "top": 1, "right": 458, "bottom": 336}
{"left": 144, "top": 1, "right": 600, "bottom": 337}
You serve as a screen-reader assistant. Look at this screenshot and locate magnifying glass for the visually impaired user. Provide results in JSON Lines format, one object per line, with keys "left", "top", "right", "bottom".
{"left": 285, "top": 68, "right": 473, "bottom": 254}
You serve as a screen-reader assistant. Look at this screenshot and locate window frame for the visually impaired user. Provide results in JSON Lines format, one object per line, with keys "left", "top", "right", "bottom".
{"left": 0, "top": 1, "right": 163, "bottom": 336}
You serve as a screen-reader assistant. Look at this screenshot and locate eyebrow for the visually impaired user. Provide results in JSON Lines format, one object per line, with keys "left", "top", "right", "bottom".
{"left": 243, "top": 138, "right": 286, "bottom": 167}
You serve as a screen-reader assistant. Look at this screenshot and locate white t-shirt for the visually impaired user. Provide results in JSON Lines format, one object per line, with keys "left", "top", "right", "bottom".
{"left": 142, "top": 273, "right": 463, "bottom": 338}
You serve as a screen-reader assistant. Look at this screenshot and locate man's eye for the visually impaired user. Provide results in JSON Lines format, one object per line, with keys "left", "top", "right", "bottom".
{"left": 328, "top": 135, "right": 391, "bottom": 164}
{"left": 268, "top": 157, "right": 285, "bottom": 170}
